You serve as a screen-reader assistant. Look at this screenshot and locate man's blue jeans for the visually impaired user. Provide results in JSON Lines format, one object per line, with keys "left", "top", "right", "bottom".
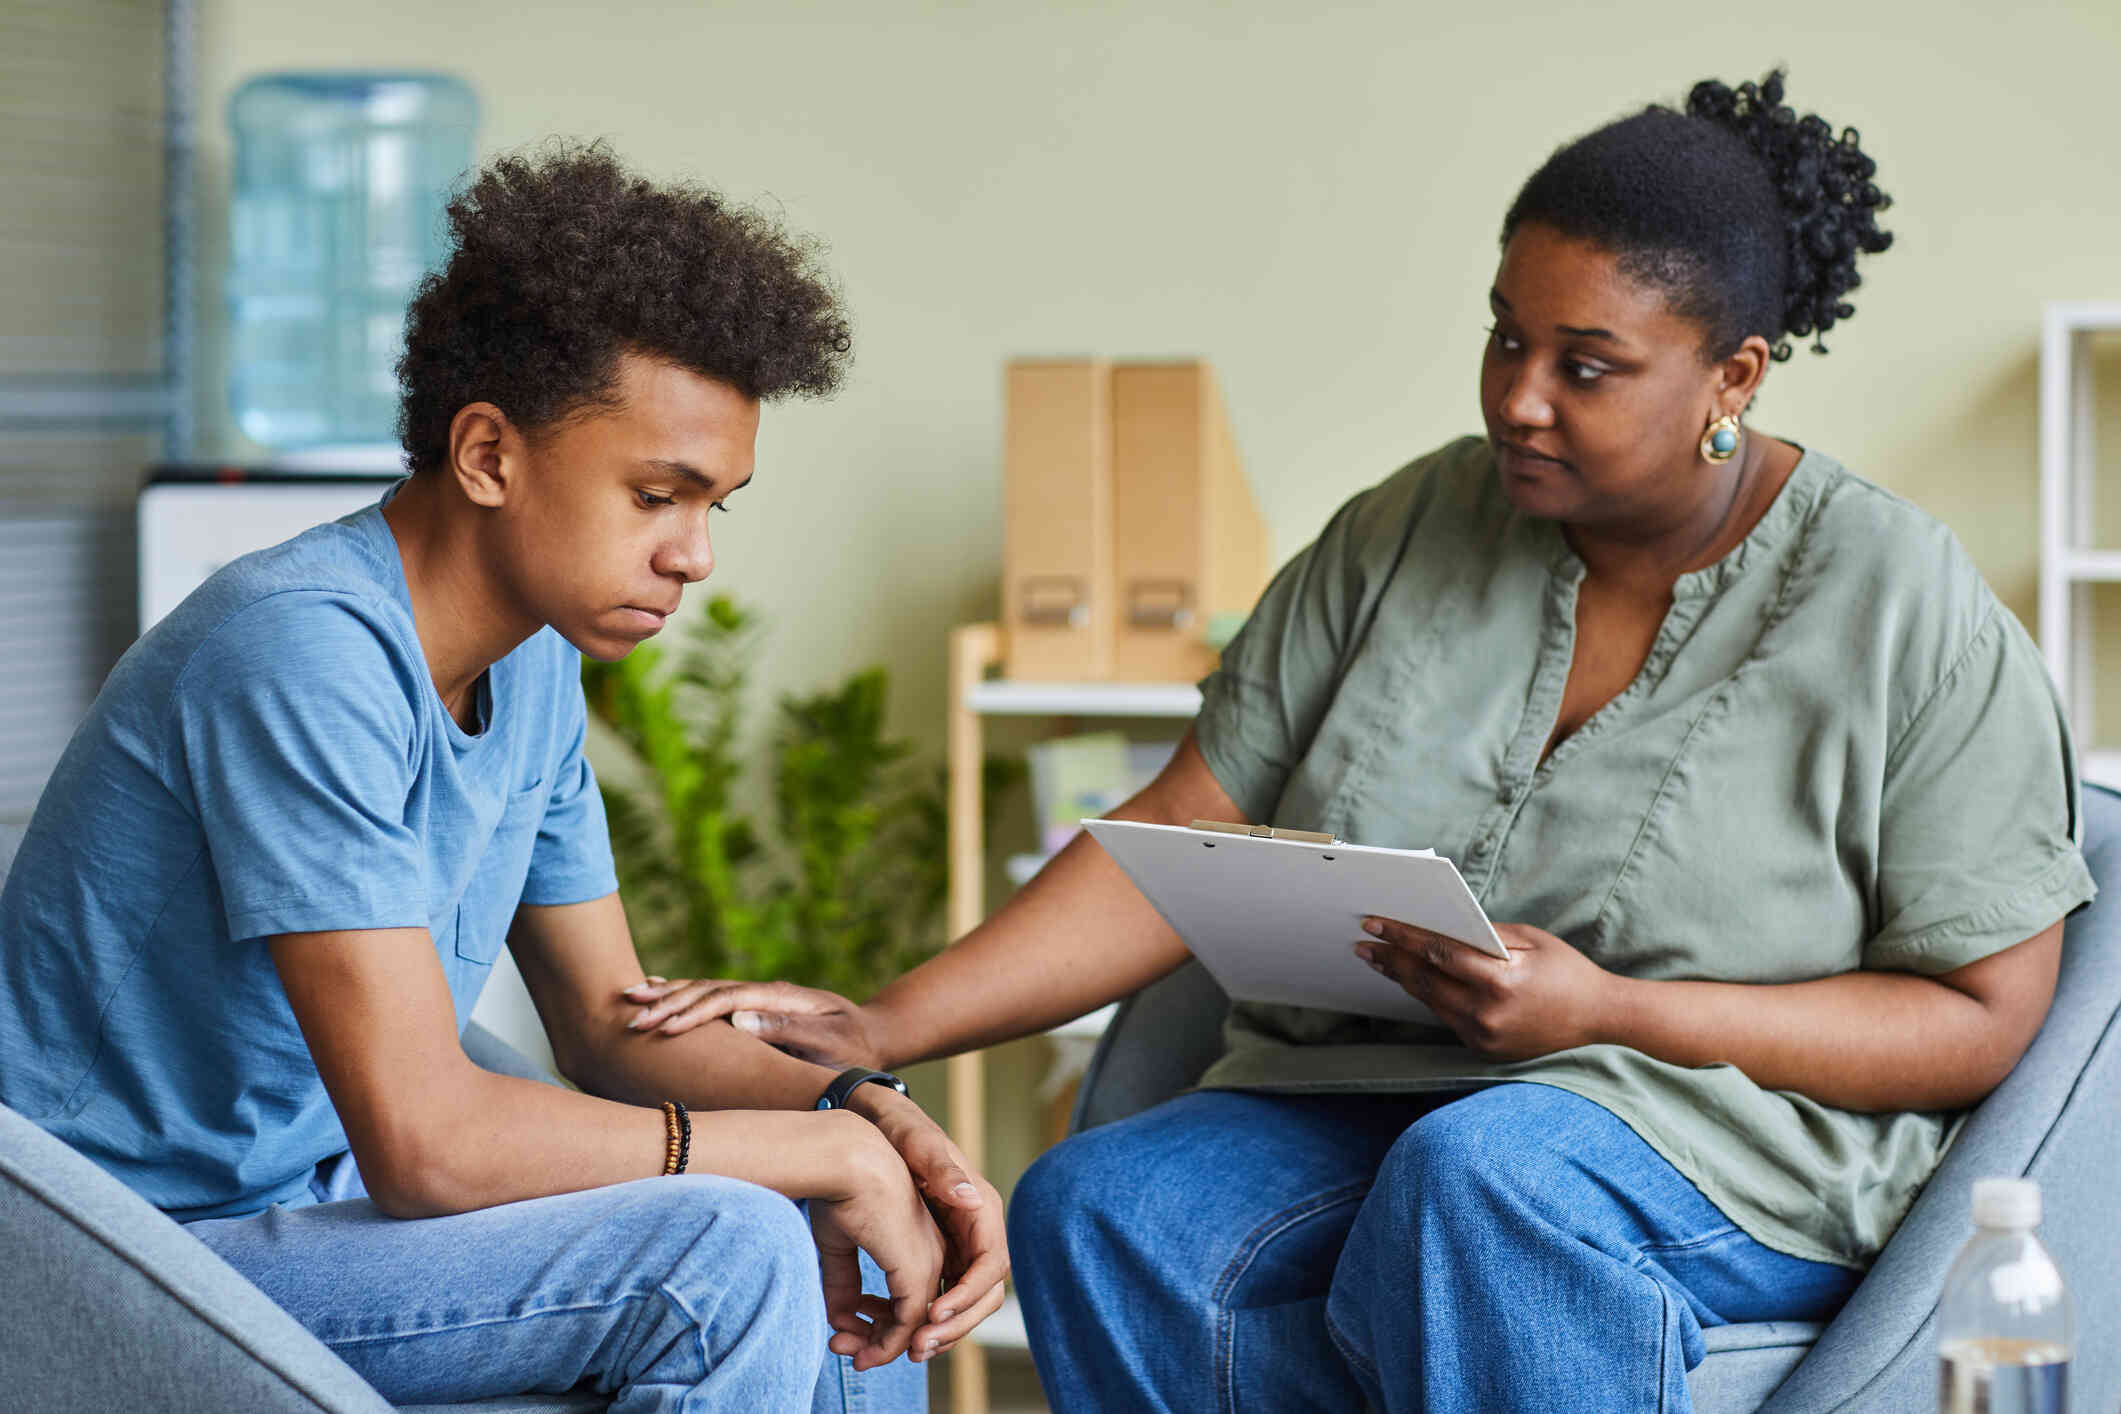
{"left": 1010, "top": 1083, "right": 1862, "bottom": 1413}
{"left": 187, "top": 1152, "right": 926, "bottom": 1412}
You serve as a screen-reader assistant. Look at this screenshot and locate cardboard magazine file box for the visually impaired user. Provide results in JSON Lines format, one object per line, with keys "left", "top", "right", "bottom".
{"left": 1109, "top": 361, "right": 1270, "bottom": 682}
{"left": 1003, "top": 358, "right": 1114, "bottom": 680}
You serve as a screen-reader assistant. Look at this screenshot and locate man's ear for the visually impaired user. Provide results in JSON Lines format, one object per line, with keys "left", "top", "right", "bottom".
{"left": 445, "top": 402, "right": 517, "bottom": 509}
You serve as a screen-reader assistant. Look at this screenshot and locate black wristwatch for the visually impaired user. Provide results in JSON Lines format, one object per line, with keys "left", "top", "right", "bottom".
{"left": 815, "top": 1066, "right": 909, "bottom": 1111}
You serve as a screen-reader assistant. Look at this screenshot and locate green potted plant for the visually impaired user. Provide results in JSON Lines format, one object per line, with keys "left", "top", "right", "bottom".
{"left": 582, "top": 595, "right": 1001, "bottom": 996}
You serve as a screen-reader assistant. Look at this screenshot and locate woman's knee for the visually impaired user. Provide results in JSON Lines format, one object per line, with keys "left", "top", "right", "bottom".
{"left": 1007, "top": 1135, "right": 1096, "bottom": 1256}
{"left": 1008, "top": 1127, "right": 1161, "bottom": 1280}
{"left": 1332, "top": 1089, "right": 1597, "bottom": 1338}
{"left": 1376, "top": 1085, "right": 1600, "bottom": 1227}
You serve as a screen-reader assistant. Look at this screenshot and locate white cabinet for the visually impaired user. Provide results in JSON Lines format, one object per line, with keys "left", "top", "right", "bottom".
{"left": 136, "top": 472, "right": 397, "bottom": 628}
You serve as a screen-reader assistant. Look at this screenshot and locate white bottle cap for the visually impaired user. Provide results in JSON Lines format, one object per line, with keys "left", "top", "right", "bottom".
{"left": 1971, "top": 1177, "right": 2042, "bottom": 1229}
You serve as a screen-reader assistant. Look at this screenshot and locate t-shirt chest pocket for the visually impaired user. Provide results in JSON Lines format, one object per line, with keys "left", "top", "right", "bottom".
{"left": 453, "top": 779, "right": 547, "bottom": 965}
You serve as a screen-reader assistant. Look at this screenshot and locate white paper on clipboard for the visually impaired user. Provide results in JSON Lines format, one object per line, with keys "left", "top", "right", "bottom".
{"left": 1080, "top": 819, "right": 1506, "bottom": 1025}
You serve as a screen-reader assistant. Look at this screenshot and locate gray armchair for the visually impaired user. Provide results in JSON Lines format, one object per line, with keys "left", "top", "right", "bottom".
{"left": 0, "top": 1022, "right": 608, "bottom": 1414}
{"left": 1071, "top": 784, "right": 2121, "bottom": 1413}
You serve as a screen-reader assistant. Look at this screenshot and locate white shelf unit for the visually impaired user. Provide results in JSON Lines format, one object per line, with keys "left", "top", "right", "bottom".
{"left": 942, "top": 626, "right": 1202, "bottom": 1406}
{"left": 2039, "top": 301, "right": 2121, "bottom": 789}
{"left": 965, "top": 679, "right": 1203, "bottom": 718}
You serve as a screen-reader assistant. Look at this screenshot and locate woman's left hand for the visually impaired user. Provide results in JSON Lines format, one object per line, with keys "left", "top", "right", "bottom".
{"left": 1355, "top": 918, "right": 1619, "bottom": 1061}
{"left": 621, "top": 976, "right": 885, "bottom": 1071}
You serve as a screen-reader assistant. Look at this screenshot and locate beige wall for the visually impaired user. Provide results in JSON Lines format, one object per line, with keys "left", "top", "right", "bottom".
{"left": 193, "top": 0, "right": 2121, "bottom": 750}
{"left": 188, "top": 0, "right": 2121, "bottom": 1276}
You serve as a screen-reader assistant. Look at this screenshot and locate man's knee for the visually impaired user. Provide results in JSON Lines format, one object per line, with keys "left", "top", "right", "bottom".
{"left": 674, "top": 1174, "right": 813, "bottom": 1258}
{"left": 640, "top": 1176, "right": 821, "bottom": 1324}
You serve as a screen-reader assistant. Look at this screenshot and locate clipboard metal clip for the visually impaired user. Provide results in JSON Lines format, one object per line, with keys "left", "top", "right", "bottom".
{"left": 1189, "top": 819, "right": 1343, "bottom": 846}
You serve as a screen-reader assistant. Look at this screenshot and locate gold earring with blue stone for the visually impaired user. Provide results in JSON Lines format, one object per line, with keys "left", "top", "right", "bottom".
{"left": 1700, "top": 413, "right": 1741, "bottom": 465}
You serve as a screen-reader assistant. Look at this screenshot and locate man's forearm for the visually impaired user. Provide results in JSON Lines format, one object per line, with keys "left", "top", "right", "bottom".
{"left": 564, "top": 996, "right": 849, "bottom": 1111}
{"left": 394, "top": 1066, "right": 872, "bottom": 1217}
{"left": 513, "top": 890, "right": 870, "bottom": 1112}
{"left": 558, "top": 971, "right": 955, "bottom": 1135}
{"left": 554, "top": 985, "right": 972, "bottom": 1206}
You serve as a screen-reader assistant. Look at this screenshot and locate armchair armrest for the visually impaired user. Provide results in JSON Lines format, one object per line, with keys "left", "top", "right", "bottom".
{"left": 0, "top": 1101, "right": 390, "bottom": 1413}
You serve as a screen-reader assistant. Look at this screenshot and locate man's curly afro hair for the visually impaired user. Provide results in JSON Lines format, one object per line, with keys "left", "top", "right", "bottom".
{"left": 1503, "top": 69, "right": 1893, "bottom": 362}
{"left": 397, "top": 141, "right": 851, "bottom": 475}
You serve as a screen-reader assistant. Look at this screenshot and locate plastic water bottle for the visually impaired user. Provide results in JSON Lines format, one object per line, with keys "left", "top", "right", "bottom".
{"left": 226, "top": 72, "right": 477, "bottom": 456}
{"left": 1938, "top": 1177, "right": 2071, "bottom": 1414}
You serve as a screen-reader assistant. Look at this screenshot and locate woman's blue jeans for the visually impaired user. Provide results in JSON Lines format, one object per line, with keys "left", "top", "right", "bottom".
{"left": 1009, "top": 1083, "right": 1861, "bottom": 1414}
{"left": 187, "top": 1154, "right": 925, "bottom": 1413}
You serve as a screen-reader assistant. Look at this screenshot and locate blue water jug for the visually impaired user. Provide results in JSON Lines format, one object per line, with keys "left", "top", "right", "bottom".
{"left": 227, "top": 72, "right": 477, "bottom": 454}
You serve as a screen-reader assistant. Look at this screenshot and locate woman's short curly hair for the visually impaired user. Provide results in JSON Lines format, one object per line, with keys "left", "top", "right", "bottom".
{"left": 1503, "top": 69, "right": 1893, "bottom": 361}
{"left": 396, "top": 141, "right": 851, "bottom": 474}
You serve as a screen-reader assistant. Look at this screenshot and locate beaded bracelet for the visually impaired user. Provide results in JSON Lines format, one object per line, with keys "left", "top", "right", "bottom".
{"left": 660, "top": 1100, "right": 691, "bottom": 1176}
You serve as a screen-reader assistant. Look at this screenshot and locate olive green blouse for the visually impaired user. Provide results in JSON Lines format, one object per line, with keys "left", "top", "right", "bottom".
{"left": 1193, "top": 436, "right": 2094, "bottom": 1269}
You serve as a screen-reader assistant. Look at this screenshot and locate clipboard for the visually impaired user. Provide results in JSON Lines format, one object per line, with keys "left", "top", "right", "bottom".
{"left": 1080, "top": 818, "right": 1506, "bottom": 1025}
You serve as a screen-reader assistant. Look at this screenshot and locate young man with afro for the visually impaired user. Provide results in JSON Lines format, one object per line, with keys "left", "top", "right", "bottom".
{"left": 0, "top": 143, "right": 1003, "bottom": 1411}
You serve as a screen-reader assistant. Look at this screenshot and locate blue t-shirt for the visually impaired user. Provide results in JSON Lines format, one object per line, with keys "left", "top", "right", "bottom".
{"left": 0, "top": 497, "right": 617, "bottom": 1221}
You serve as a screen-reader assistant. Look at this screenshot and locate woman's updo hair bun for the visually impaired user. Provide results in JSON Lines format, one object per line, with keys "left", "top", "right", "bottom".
{"left": 1502, "top": 68, "right": 1893, "bottom": 361}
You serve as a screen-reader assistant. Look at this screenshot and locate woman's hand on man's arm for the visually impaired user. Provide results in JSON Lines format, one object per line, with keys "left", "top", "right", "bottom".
{"left": 623, "top": 974, "right": 888, "bottom": 1068}
{"left": 622, "top": 727, "right": 1243, "bottom": 1069}
{"left": 507, "top": 895, "right": 1008, "bottom": 1363}
{"left": 1355, "top": 913, "right": 2066, "bottom": 1112}
{"left": 608, "top": 974, "right": 1004, "bottom": 1357}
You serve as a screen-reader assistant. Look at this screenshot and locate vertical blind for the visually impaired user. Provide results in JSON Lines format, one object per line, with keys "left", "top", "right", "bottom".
{"left": 0, "top": 0, "right": 166, "bottom": 385}
{"left": 0, "top": 0, "right": 171, "bottom": 824}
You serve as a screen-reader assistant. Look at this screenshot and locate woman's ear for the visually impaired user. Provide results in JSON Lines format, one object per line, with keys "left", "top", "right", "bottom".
{"left": 1717, "top": 334, "right": 1775, "bottom": 417}
{"left": 445, "top": 402, "right": 514, "bottom": 508}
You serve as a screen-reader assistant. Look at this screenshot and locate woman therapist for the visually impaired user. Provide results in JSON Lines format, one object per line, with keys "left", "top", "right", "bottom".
{"left": 619, "top": 71, "right": 2090, "bottom": 1414}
